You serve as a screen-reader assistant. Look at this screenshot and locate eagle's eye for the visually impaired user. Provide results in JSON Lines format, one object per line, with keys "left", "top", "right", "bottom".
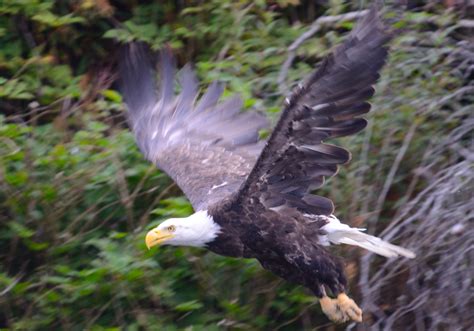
{"left": 167, "top": 225, "right": 176, "bottom": 232}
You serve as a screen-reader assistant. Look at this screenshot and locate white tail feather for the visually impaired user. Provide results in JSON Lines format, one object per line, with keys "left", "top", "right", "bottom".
{"left": 321, "top": 215, "right": 416, "bottom": 259}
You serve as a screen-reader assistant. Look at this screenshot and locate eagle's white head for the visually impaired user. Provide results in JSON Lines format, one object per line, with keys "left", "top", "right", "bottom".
{"left": 145, "top": 210, "right": 221, "bottom": 248}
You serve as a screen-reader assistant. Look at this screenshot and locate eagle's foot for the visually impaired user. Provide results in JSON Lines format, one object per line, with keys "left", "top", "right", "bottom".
{"left": 320, "top": 293, "right": 362, "bottom": 323}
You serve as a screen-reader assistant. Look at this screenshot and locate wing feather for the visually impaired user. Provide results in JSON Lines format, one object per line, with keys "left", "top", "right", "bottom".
{"left": 119, "top": 44, "right": 268, "bottom": 211}
{"left": 234, "top": 7, "right": 392, "bottom": 216}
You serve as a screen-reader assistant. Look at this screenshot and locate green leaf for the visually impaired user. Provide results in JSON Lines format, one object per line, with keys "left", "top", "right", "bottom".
{"left": 5, "top": 170, "right": 28, "bottom": 186}
{"left": 101, "top": 89, "right": 122, "bottom": 103}
{"left": 175, "top": 300, "right": 203, "bottom": 312}
{"left": 7, "top": 222, "right": 35, "bottom": 239}
{"left": 32, "top": 12, "right": 84, "bottom": 27}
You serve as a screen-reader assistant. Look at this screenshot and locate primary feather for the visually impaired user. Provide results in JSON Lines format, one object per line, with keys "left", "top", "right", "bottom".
{"left": 119, "top": 44, "right": 268, "bottom": 211}
{"left": 234, "top": 8, "right": 392, "bottom": 217}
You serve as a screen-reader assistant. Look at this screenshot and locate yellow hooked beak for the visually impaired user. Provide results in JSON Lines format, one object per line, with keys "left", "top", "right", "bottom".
{"left": 145, "top": 229, "right": 174, "bottom": 249}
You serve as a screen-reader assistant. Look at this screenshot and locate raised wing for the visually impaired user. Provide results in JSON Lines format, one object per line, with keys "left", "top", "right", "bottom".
{"left": 234, "top": 8, "right": 392, "bottom": 215}
{"left": 119, "top": 44, "right": 268, "bottom": 211}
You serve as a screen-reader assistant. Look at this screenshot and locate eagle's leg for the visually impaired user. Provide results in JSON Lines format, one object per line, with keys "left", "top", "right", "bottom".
{"left": 319, "top": 287, "right": 362, "bottom": 323}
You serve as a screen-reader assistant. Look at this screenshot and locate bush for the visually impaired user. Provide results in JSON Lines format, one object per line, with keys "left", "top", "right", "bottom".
{"left": 1, "top": 1, "right": 472, "bottom": 330}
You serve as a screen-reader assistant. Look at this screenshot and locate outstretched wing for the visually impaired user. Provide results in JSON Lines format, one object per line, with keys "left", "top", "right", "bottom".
{"left": 234, "top": 8, "right": 392, "bottom": 215}
{"left": 119, "top": 44, "right": 268, "bottom": 211}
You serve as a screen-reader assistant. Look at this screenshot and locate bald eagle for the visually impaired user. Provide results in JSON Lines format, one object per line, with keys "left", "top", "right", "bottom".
{"left": 119, "top": 8, "right": 415, "bottom": 323}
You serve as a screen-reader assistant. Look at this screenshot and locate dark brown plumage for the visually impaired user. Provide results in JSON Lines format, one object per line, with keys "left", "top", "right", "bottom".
{"left": 120, "top": 7, "right": 414, "bottom": 323}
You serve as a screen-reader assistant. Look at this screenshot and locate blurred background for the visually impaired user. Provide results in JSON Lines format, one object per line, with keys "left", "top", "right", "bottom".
{"left": 0, "top": 1, "right": 472, "bottom": 330}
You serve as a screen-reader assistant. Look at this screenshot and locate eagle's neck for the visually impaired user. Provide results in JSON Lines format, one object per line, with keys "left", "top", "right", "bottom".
{"left": 181, "top": 210, "right": 222, "bottom": 247}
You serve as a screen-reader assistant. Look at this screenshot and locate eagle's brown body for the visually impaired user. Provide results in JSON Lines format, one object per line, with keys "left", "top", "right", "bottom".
{"left": 208, "top": 199, "right": 345, "bottom": 297}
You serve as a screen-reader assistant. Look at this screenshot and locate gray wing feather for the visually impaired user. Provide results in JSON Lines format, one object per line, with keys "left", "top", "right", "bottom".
{"left": 119, "top": 44, "right": 268, "bottom": 211}
{"left": 235, "top": 7, "right": 392, "bottom": 215}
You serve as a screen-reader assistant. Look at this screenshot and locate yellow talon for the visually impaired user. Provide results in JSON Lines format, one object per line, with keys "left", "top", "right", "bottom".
{"left": 320, "top": 293, "right": 363, "bottom": 323}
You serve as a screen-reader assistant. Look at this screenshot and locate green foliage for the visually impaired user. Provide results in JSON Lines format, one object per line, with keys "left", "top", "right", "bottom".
{"left": 0, "top": 1, "right": 470, "bottom": 330}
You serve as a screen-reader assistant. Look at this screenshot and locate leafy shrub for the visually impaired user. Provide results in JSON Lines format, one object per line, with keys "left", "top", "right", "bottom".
{"left": 1, "top": 1, "right": 472, "bottom": 330}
